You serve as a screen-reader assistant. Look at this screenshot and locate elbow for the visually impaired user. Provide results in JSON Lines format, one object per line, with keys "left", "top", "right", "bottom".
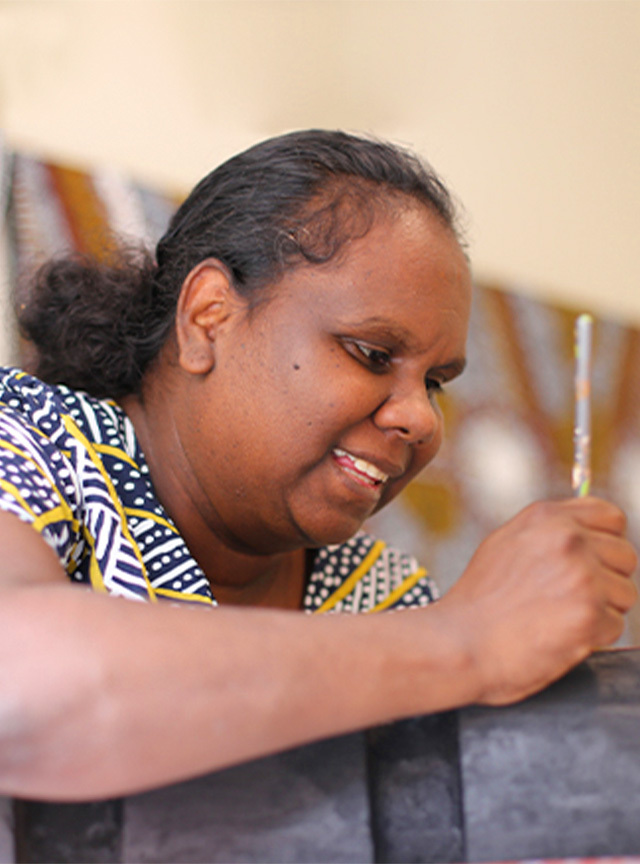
{"left": 0, "top": 591, "right": 118, "bottom": 799}
{"left": 0, "top": 670, "right": 116, "bottom": 801}
{"left": 0, "top": 681, "right": 44, "bottom": 797}
{"left": 0, "top": 638, "right": 113, "bottom": 800}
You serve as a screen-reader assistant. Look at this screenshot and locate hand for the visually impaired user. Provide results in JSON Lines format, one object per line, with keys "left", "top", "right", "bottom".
{"left": 437, "top": 496, "right": 638, "bottom": 706}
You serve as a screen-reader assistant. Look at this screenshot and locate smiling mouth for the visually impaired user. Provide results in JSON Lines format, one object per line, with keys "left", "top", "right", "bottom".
{"left": 331, "top": 448, "right": 389, "bottom": 489}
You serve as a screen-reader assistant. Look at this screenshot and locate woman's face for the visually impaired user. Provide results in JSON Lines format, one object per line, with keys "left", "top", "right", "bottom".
{"left": 176, "top": 204, "right": 471, "bottom": 554}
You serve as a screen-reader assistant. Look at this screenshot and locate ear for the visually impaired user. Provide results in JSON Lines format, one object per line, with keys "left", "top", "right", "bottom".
{"left": 175, "top": 259, "right": 242, "bottom": 375}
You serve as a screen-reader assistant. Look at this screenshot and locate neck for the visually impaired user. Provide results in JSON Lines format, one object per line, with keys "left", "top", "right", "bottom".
{"left": 205, "top": 547, "right": 307, "bottom": 609}
{"left": 119, "top": 381, "right": 307, "bottom": 611}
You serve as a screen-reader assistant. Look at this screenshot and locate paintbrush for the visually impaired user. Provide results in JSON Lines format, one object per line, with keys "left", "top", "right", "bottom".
{"left": 572, "top": 313, "right": 593, "bottom": 497}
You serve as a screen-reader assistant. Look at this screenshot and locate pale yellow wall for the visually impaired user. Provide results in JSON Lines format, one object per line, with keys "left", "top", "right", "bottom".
{"left": 1, "top": 0, "right": 639, "bottom": 325}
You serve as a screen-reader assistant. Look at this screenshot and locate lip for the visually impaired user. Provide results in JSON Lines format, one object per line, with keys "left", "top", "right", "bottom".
{"left": 331, "top": 447, "right": 405, "bottom": 491}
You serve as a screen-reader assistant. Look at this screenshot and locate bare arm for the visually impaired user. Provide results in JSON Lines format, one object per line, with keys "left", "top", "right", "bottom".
{"left": 0, "top": 497, "right": 636, "bottom": 801}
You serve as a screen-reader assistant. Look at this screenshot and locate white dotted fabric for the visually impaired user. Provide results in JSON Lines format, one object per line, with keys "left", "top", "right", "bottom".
{"left": 0, "top": 368, "right": 438, "bottom": 613}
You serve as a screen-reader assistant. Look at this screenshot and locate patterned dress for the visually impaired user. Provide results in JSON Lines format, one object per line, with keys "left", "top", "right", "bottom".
{"left": 0, "top": 368, "right": 437, "bottom": 613}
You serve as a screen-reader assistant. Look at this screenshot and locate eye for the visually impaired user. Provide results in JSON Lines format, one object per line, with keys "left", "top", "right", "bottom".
{"left": 352, "top": 342, "right": 392, "bottom": 371}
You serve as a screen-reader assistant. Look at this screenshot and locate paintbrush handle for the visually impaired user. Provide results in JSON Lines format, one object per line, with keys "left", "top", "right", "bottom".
{"left": 572, "top": 313, "right": 593, "bottom": 496}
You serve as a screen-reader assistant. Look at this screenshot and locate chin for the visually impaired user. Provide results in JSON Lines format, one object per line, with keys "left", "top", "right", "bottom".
{"left": 296, "top": 513, "right": 371, "bottom": 549}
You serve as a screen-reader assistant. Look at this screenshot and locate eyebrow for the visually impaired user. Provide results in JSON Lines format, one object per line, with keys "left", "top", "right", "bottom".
{"left": 348, "top": 316, "right": 467, "bottom": 378}
{"left": 432, "top": 357, "right": 467, "bottom": 380}
{"left": 350, "top": 316, "right": 422, "bottom": 347}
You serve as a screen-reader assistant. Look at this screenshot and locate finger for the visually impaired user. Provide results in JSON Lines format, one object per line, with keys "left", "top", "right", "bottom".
{"left": 601, "top": 568, "right": 639, "bottom": 614}
{"left": 594, "top": 605, "right": 627, "bottom": 648}
{"left": 563, "top": 496, "right": 628, "bottom": 536}
{"left": 590, "top": 532, "right": 639, "bottom": 577}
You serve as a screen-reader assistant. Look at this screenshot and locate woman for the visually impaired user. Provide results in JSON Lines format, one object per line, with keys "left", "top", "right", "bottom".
{"left": 0, "top": 130, "right": 636, "bottom": 800}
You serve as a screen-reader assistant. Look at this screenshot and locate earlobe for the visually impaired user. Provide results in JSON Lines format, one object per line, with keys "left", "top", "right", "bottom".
{"left": 175, "top": 259, "right": 237, "bottom": 375}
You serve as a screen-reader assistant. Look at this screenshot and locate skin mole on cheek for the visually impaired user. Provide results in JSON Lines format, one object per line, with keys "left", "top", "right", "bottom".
{"left": 293, "top": 363, "right": 300, "bottom": 370}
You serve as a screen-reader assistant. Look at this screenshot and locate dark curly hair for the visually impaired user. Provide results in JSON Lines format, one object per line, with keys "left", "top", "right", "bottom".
{"left": 19, "top": 130, "right": 462, "bottom": 398}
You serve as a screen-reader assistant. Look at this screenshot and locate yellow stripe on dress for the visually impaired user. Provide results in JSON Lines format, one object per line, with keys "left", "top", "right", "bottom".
{"left": 154, "top": 586, "right": 214, "bottom": 605}
{"left": 0, "top": 439, "right": 78, "bottom": 521}
{"left": 93, "top": 444, "right": 140, "bottom": 470}
{"left": 62, "top": 414, "right": 157, "bottom": 602}
{"left": 33, "top": 503, "right": 80, "bottom": 533}
{"left": 314, "top": 540, "right": 387, "bottom": 614}
{"left": 124, "top": 508, "right": 179, "bottom": 534}
{"left": 365, "top": 567, "right": 428, "bottom": 613}
{"left": 0, "top": 447, "right": 80, "bottom": 533}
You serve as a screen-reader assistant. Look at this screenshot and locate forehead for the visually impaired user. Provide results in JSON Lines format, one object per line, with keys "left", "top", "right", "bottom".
{"left": 272, "top": 205, "right": 471, "bottom": 338}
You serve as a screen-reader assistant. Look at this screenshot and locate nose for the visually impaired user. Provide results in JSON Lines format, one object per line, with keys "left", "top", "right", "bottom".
{"left": 372, "top": 383, "right": 441, "bottom": 446}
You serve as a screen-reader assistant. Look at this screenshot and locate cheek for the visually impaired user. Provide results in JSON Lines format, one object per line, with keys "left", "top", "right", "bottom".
{"left": 273, "top": 360, "right": 371, "bottom": 434}
{"left": 254, "top": 383, "right": 346, "bottom": 471}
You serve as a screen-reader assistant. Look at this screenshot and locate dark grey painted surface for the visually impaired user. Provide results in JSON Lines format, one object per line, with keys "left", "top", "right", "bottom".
{"left": 460, "top": 650, "right": 640, "bottom": 861}
{"left": 0, "top": 798, "right": 14, "bottom": 864}
{"left": 367, "top": 712, "right": 463, "bottom": 863}
{"left": 122, "top": 733, "right": 373, "bottom": 864}
{"left": 13, "top": 799, "right": 121, "bottom": 864}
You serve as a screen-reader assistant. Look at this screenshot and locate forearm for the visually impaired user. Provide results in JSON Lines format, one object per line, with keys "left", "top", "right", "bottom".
{"left": 3, "top": 496, "right": 635, "bottom": 801}
{"left": 0, "top": 586, "right": 477, "bottom": 801}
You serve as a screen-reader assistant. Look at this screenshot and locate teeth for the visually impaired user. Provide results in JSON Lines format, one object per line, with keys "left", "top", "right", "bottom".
{"left": 353, "top": 457, "right": 387, "bottom": 482}
{"left": 333, "top": 448, "right": 389, "bottom": 483}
